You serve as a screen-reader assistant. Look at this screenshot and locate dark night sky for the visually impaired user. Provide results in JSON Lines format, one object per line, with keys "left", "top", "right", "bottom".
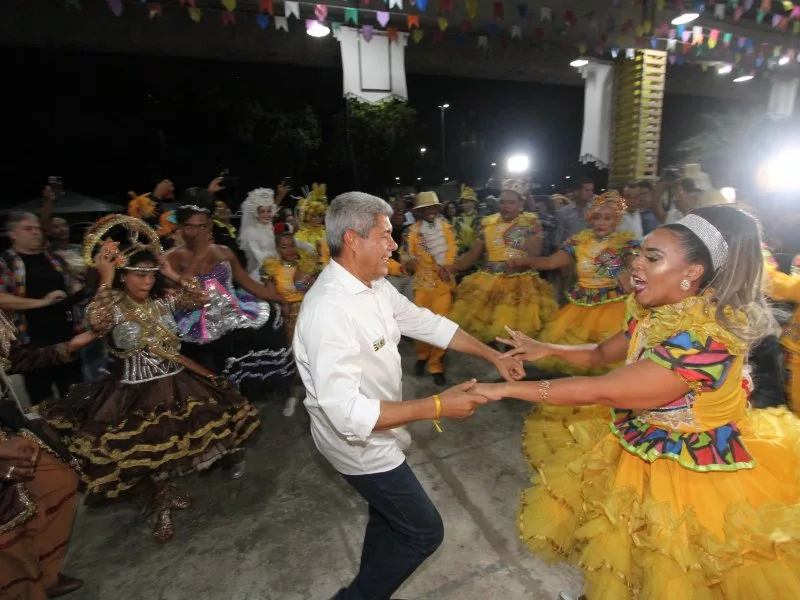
{"left": 4, "top": 46, "right": 753, "bottom": 206}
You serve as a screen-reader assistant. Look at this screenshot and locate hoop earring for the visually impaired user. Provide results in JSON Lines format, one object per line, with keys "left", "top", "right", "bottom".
{"left": 680, "top": 279, "right": 691, "bottom": 291}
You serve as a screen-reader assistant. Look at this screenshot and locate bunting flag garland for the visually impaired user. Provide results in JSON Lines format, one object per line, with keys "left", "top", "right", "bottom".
{"left": 387, "top": 26, "right": 398, "bottom": 42}
{"left": 331, "top": 21, "right": 342, "bottom": 36}
{"left": 388, "top": 0, "right": 402, "bottom": 9}
{"left": 284, "top": 1, "right": 299, "bottom": 19}
{"left": 362, "top": 25, "right": 374, "bottom": 41}
{"left": 221, "top": 10, "right": 235, "bottom": 25}
{"left": 433, "top": 30, "right": 444, "bottom": 44}
{"left": 517, "top": 3, "right": 528, "bottom": 19}
{"left": 772, "top": 14, "right": 782, "bottom": 28}
{"left": 714, "top": 4, "right": 725, "bottom": 18}
{"left": 734, "top": 6, "right": 744, "bottom": 19}
{"left": 407, "top": 14, "right": 419, "bottom": 28}
{"left": 723, "top": 32, "right": 732, "bottom": 46}
{"left": 487, "top": 22, "right": 498, "bottom": 35}
{"left": 107, "top": 0, "right": 123, "bottom": 16}
{"left": 417, "top": 0, "right": 428, "bottom": 10}
{"left": 275, "top": 15, "right": 289, "bottom": 30}
{"left": 221, "top": 0, "right": 235, "bottom": 12}
{"left": 756, "top": 10, "right": 766, "bottom": 24}
{"left": 344, "top": 7, "right": 358, "bottom": 25}
{"left": 461, "top": 20, "right": 472, "bottom": 33}
{"left": 511, "top": 24, "right": 521, "bottom": 39}
{"left": 744, "top": 0, "right": 754, "bottom": 10}
{"left": 760, "top": 0, "right": 770, "bottom": 10}
{"left": 540, "top": 7, "right": 551, "bottom": 22}
{"left": 259, "top": 0, "right": 272, "bottom": 14}
{"left": 256, "top": 13, "right": 270, "bottom": 29}
{"left": 478, "top": 35, "right": 488, "bottom": 48}
{"left": 493, "top": 1, "right": 503, "bottom": 19}
{"left": 440, "top": 0, "right": 453, "bottom": 12}
{"left": 315, "top": 4, "right": 328, "bottom": 21}
{"left": 692, "top": 26, "right": 703, "bottom": 45}
{"left": 438, "top": 17, "right": 448, "bottom": 31}
{"left": 189, "top": 7, "right": 202, "bottom": 21}
{"left": 708, "top": 29, "right": 719, "bottom": 49}
{"left": 148, "top": 2, "right": 162, "bottom": 18}
{"left": 466, "top": 0, "right": 477, "bottom": 20}
{"left": 413, "top": 29, "right": 424, "bottom": 43}
{"left": 376, "top": 11, "right": 390, "bottom": 28}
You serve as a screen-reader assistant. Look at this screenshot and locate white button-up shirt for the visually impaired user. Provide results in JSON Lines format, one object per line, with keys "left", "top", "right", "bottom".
{"left": 617, "top": 210, "right": 644, "bottom": 239}
{"left": 293, "top": 259, "right": 459, "bottom": 476}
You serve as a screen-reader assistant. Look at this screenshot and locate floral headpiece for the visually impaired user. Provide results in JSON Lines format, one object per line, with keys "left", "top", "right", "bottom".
{"left": 244, "top": 188, "right": 276, "bottom": 216}
{"left": 303, "top": 199, "right": 328, "bottom": 220}
{"left": 587, "top": 191, "right": 627, "bottom": 223}
{"left": 501, "top": 179, "right": 528, "bottom": 199}
{"left": 274, "top": 222, "right": 293, "bottom": 237}
{"left": 308, "top": 182, "right": 327, "bottom": 204}
{"left": 82, "top": 214, "right": 163, "bottom": 270}
{"left": 127, "top": 192, "right": 157, "bottom": 219}
{"left": 459, "top": 184, "right": 478, "bottom": 203}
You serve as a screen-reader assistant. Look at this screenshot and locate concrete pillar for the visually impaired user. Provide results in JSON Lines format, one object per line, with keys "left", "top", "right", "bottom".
{"left": 767, "top": 77, "right": 799, "bottom": 120}
{"left": 337, "top": 26, "right": 408, "bottom": 102}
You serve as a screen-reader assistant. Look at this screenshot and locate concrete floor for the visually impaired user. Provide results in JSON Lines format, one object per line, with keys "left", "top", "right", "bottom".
{"left": 51, "top": 343, "right": 581, "bottom": 600}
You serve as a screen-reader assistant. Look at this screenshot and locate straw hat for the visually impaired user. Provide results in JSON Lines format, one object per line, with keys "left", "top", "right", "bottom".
{"left": 413, "top": 191, "right": 442, "bottom": 210}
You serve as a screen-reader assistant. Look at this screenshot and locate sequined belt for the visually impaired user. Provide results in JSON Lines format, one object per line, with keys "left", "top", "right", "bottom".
{"left": 481, "top": 261, "right": 539, "bottom": 275}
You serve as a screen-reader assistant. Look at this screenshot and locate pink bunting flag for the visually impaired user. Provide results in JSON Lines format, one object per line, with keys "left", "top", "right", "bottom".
{"left": 772, "top": 14, "right": 782, "bottom": 28}
{"left": 362, "top": 25, "right": 374, "bottom": 42}
{"left": 107, "top": 0, "right": 123, "bottom": 16}
{"left": 734, "top": 6, "right": 744, "bottom": 20}
{"left": 377, "top": 11, "right": 390, "bottom": 28}
{"left": 792, "top": 7, "right": 800, "bottom": 19}
{"left": 681, "top": 29, "right": 691, "bottom": 43}
{"left": 314, "top": 5, "right": 327, "bottom": 21}
{"left": 221, "top": 10, "right": 236, "bottom": 25}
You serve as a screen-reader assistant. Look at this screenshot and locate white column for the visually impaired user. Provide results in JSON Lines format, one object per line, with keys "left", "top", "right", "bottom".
{"left": 768, "top": 77, "right": 799, "bottom": 120}
{"left": 578, "top": 61, "right": 614, "bottom": 169}
{"left": 337, "top": 26, "right": 409, "bottom": 103}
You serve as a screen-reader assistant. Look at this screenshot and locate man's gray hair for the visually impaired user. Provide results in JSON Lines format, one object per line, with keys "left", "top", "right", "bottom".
{"left": 5, "top": 211, "right": 38, "bottom": 233}
{"left": 326, "top": 192, "right": 393, "bottom": 257}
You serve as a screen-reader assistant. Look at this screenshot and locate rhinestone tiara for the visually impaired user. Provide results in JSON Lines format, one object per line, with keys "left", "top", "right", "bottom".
{"left": 677, "top": 214, "right": 729, "bottom": 272}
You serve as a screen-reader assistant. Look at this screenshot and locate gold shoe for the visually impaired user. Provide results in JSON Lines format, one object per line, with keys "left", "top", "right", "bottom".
{"left": 153, "top": 507, "right": 174, "bottom": 543}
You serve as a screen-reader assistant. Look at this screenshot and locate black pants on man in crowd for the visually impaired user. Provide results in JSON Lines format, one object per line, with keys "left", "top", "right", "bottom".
{"left": 333, "top": 461, "right": 444, "bottom": 600}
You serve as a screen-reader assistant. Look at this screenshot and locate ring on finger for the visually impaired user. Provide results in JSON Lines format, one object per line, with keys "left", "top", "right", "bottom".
{"left": 4, "top": 466, "right": 15, "bottom": 480}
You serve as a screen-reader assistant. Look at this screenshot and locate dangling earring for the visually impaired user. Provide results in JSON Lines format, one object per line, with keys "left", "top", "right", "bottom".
{"left": 680, "top": 279, "right": 691, "bottom": 291}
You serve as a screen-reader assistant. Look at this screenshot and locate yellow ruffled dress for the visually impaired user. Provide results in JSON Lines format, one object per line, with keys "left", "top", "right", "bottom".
{"left": 449, "top": 212, "right": 557, "bottom": 342}
{"left": 295, "top": 225, "right": 330, "bottom": 265}
{"left": 519, "top": 294, "right": 800, "bottom": 599}
{"left": 260, "top": 250, "right": 320, "bottom": 342}
{"left": 536, "top": 229, "right": 639, "bottom": 376}
{"left": 764, "top": 248, "right": 800, "bottom": 412}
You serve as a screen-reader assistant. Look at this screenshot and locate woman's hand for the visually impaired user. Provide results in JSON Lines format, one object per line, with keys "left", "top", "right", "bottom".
{"left": 505, "top": 257, "right": 528, "bottom": 270}
{"left": 158, "top": 255, "right": 182, "bottom": 283}
{"left": 0, "top": 437, "right": 39, "bottom": 482}
{"left": 67, "top": 331, "right": 98, "bottom": 353}
{"left": 496, "top": 326, "right": 552, "bottom": 363}
{"left": 437, "top": 379, "right": 491, "bottom": 418}
{"left": 39, "top": 290, "right": 68, "bottom": 308}
{"left": 94, "top": 245, "right": 118, "bottom": 286}
{"left": 208, "top": 177, "right": 225, "bottom": 194}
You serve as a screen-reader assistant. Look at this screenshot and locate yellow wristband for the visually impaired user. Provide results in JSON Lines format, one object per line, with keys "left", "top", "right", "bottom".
{"left": 432, "top": 394, "right": 443, "bottom": 433}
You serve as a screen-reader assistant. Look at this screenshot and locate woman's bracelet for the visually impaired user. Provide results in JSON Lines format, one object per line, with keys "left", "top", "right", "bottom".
{"left": 432, "top": 394, "right": 443, "bottom": 433}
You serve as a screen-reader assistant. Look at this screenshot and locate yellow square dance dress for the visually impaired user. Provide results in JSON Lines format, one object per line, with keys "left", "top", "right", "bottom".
{"left": 449, "top": 212, "right": 557, "bottom": 342}
{"left": 519, "top": 293, "right": 800, "bottom": 599}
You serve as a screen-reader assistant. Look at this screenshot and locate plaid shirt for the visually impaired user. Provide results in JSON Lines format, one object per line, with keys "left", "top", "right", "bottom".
{"left": 0, "top": 249, "right": 72, "bottom": 344}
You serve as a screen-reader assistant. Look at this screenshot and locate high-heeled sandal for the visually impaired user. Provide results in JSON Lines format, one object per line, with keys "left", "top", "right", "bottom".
{"left": 153, "top": 507, "right": 174, "bottom": 543}
{"left": 164, "top": 484, "right": 193, "bottom": 510}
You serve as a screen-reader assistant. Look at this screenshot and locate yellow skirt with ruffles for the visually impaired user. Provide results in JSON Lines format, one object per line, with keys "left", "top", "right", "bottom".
{"left": 449, "top": 271, "right": 558, "bottom": 342}
{"left": 519, "top": 406, "right": 800, "bottom": 599}
{"left": 786, "top": 349, "right": 800, "bottom": 415}
{"left": 535, "top": 298, "right": 628, "bottom": 376}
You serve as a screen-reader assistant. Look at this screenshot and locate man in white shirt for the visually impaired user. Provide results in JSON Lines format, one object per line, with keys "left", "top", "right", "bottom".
{"left": 616, "top": 182, "right": 644, "bottom": 239}
{"left": 294, "top": 192, "right": 524, "bottom": 600}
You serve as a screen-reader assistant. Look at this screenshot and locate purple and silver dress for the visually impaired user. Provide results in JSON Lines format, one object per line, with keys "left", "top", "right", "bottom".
{"left": 175, "top": 261, "right": 296, "bottom": 401}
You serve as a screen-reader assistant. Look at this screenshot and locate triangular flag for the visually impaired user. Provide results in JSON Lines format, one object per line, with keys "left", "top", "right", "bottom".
{"left": 418, "top": 0, "right": 428, "bottom": 9}
{"left": 407, "top": 14, "right": 420, "bottom": 29}
{"left": 256, "top": 14, "right": 270, "bottom": 29}
{"left": 517, "top": 3, "right": 527, "bottom": 19}
{"left": 315, "top": 5, "right": 328, "bottom": 21}
{"left": 362, "top": 25, "right": 374, "bottom": 41}
{"left": 221, "top": 10, "right": 236, "bottom": 25}
{"left": 440, "top": 0, "right": 453, "bottom": 11}
{"left": 487, "top": 22, "right": 498, "bottom": 35}
{"left": 626, "top": 48, "right": 635, "bottom": 59}
{"left": 657, "top": 0, "right": 664, "bottom": 9}
{"left": 578, "top": 43, "right": 587, "bottom": 54}
{"left": 772, "top": 14, "right": 782, "bottom": 28}
{"left": 387, "top": 27, "right": 398, "bottom": 43}
{"left": 260, "top": 0, "right": 272, "bottom": 14}
{"left": 148, "top": 3, "right": 162, "bottom": 18}
{"left": 478, "top": 35, "right": 488, "bottom": 49}
{"left": 222, "top": 0, "right": 236, "bottom": 12}
{"left": 438, "top": 17, "right": 448, "bottom": 31}
{"left": 540, "top": 7, "right": 551, "bottom": 22}
{"left": 275, "top": 16, "right": 289, "bottom": 31}
{"left": 756, "top": 10, "right": 766, "bottom": 24}
{"left": 511, "top": 25, "right": 521, "bottom": 39}
{"left": 461, "top": 20, "right": 472, "bottom": 33}
{"left": 692, "top": 26, "right": 703, "bottom": 45}
{"left": 744, "top": 0, "right": 754, "bottom": 8}
{"left": 669, "top": 54, "right": 676, "bottom": 65}
{"left": 681, "top": 30, "right": 691, "bottom": 43}
{"left": 433, "top": 30, "right": 444, "bottom": 44}
{"left": 667, "top": 39, "right": 676, "bottom": 51}
{"left": 413, "top": 29, "right": 424, "bottom": 43}
{"left": 388, "top": 0, "right": 402, "bottom": 8}
{"left": 456, "top": 33, "right": 465, "bottom": 46}
{"left": 761, "top": 0, "right": 770, "bottom": 10}
{"left": 189, "top": 7, "right": 202, "bottom": 21}
{"left": 331, "top": 22, "right": 342, "bottom": 37}
{"left": 734, "top": 6, "right": 744, "bottom": 19}
{"left": 708, "top": 29, "right": 719, "bottom": 49}
{"left": 107, "top": 0, "right": 123, "bottom": 16}
{"left": 714, "top": 4, "right": 725, "bottom": 18}
{"left": 722, "top": 32, "right": 732, "bottom": 46}
{"left": 344, "top": 7, "right": 358, "bottom": 25}
{"left": 284, "top": 1, "right": 299, "bottom": 19}
{"left": 466, "top": 0, "right": 477, "bottom": 19}
{"left": 493, "top": 1, "right": 503, "bottom": 19}
{"left": 792, "top": 6, "right": 800, "bottom": 19}
{"left": 377, "top": 12, "right": 390, "bottom": 28}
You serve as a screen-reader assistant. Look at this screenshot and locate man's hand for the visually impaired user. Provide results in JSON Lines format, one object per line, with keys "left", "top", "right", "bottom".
{"left": 492, "top": 354, "right": 525, "bottom": 381}
{"left": 438, "top": 379, "right": 492, "bottom": 418}
{"left": 67, "top": 331, "right": 98, "bottom": 354}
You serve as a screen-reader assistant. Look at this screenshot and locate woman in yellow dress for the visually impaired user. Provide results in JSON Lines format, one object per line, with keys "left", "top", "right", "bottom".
{"left": 447, "top": 179, "right": 557, "bottom": 343}
{"left": 294, "top": 198, "right": 330, "bottom": 265}
{"left": 259, "top": 224, "right": 323, "bottom": 416}
{"left": 763, "top": 247, "right": 800, "bottom": 411}
{"left": 508, "top": 191, "right": 639, "bottom": 375}
{"left": 474, "top": 206, "right": 800, "bottom": 599}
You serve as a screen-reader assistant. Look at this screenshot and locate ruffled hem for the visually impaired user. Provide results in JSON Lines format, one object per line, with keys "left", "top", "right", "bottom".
{"left": 519, "top": 406, "right": 800, "bottom": 599}
{"left": 449, "top": 271, "right": 558, "bottom": 342}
